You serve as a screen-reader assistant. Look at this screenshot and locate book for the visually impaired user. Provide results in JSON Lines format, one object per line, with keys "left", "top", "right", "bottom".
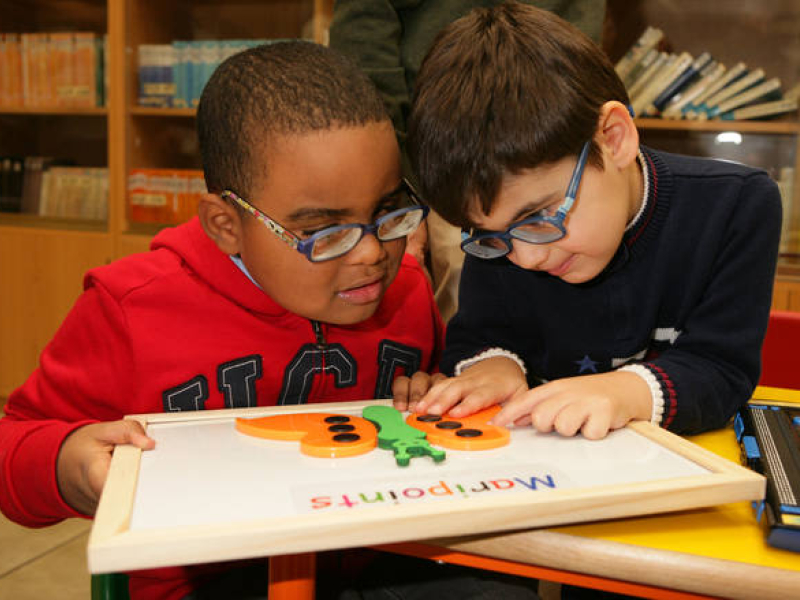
{"left": 627, "top": 51, "right": 669, "bottom": 101}
{"left": 631, "top": 51, "right": 693, "bottom": 117}
{"left": 696, "top": 68, "right": 766, "bottom": 120}
{"left": 776, "top": 167, "right": 795, "bottom": 254}
{"left": 648, "top": 51, "right": 713, "bottom": 115}
{"left": 0, "top": 156, "right": 24, "bottom": 212}
{"left": 615, "top": 27, "right": 665, "bottom": 83}
{"left": 661, "top": 61, "right": 725, "bottom": 119}
{"left": 719, "top": 97, "right": 799, "bottom": 121}
{"left": 73, "top": 32, "right": 98, "bottom": 107}
{"left": 683, "top": 62, "right": 748, "bottom": 119}
{"left": 709, "top": 77, "right": 782, "bottom": 118}
{"left": 51, "top": 32, "right": 75, "bottom": 107}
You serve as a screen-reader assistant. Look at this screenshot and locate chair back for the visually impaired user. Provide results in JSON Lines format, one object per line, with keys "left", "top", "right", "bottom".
{"left": 760, "top": 310, "right": 800, "bottom": 389}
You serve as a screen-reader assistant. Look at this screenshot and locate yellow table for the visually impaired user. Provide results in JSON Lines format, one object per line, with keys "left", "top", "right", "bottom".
{"left": 375, "top": 387, "right": 800, "bottom": 599}
{"left": 272, "top": 387, "right": 800, "bottom": 599}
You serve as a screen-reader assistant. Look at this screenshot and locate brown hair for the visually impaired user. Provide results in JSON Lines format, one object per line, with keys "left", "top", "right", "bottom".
{"left": 408, "top": 2, "right": 629, "bottom": 228}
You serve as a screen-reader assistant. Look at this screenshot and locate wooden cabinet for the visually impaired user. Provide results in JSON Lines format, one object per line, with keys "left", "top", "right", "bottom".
{"left": 0, "top": 0, "right": 333, "bottom": 397}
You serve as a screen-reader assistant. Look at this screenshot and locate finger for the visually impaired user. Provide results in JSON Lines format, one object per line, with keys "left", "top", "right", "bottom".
{"left": 413, "top": 377, "right": 453, "bottom": 414}
{"left": 98, "top": 420, "right": 156, "bottom": 450}
{"left": 446, "top": 388, "right": 500, "bottom": 417}
{"left": 417, "top": 381, "right": 466, "bottom": 416}
{"left": 580, "top": 409, "right": 613, "bottom": 440}
{"left": 409, "top": 371, "right": 433, "bottom": 403}
{"left": 392, "top": 376, "right": 411, "bottom": 411}
{"left": 492, "top": 387, "right": 549, "bottom": 426}
{"left": 551, "top": 401, "right": 593, "bottom": 438}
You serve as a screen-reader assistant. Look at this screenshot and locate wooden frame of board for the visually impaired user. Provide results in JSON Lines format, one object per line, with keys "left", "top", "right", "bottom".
{"left": 88, "top": 399, "right": 764, "bottom": 574}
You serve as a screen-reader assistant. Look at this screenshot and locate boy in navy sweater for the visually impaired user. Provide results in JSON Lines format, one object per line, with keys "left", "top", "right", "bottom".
{"left": 401, "top": 2, "right": 782, "bottom": 439}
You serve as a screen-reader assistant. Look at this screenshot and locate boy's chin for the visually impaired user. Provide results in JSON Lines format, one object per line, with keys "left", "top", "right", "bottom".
{"left": 322, "top": 300, "right": 383, "bottom": 326}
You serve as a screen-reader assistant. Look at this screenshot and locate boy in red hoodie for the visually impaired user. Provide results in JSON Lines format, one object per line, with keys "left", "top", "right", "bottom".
{"left": 0, "top": 41, "right": 446, "bottom": 600}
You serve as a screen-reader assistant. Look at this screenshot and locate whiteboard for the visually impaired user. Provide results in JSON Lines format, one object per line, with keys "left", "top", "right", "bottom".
{"left": 88, "top": 400, "right": 764, "bottom": 574}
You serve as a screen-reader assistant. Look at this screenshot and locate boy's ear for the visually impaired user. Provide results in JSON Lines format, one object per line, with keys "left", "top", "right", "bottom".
{"left": 596, "top": 101, "right": 640, "bottom": 170}
{"left": 198, "top": 193, "right": 244, "bottom": 256}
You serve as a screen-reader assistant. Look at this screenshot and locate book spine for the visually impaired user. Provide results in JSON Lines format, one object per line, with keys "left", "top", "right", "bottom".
{"left": 72, "top": 32, "right": 96, "bottom": 107}
{"left": 699, "top": 68, "right": 766, "bottom": 118}
{"left": 50, "top": 32, "right": 74, "bottom": 107}
{"left": 650, "top": 52, "right": 712, "bottom": 114}
{"left": 662, "top": 62, "right": 724, "bottom": 119}
{"left": 615, "top": 27, "right": 664, "bottom": 81}
{"left": 685, "top": 62, "right": 748, "bottom": 119}
{"left": 712, "top": 77, "right": 782, "bottom": 117}
{"left": 719, "top": 98, "right": 798, "bottom": 121}
{"left": 172, "top": 41, "right": 188, "bottom": 108}
{"left": 633, "top": 52, "right": 693, "bottom": 117}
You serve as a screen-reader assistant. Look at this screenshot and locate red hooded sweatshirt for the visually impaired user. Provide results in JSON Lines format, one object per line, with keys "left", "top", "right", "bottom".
{"left": 0, "top": 217, "right": 443, "bottom": 600}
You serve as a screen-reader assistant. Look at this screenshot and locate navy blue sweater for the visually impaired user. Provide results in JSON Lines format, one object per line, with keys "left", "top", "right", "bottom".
{"left": 443, "top": 147, "right": 782, "bottom": 435}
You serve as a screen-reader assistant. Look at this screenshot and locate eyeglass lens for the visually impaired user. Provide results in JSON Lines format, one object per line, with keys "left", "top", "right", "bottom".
{"left": 310, "top": 206, "right": 425, "bottom": 261}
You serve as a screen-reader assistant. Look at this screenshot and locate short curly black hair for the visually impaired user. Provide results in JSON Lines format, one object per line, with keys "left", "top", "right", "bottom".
{"left": 197, "top": 40, "right": 389, "bottom": 197}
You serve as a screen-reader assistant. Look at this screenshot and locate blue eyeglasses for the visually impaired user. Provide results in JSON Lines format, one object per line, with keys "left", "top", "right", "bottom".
{"left": 460, "top": 141, "right": 591, "bottom": 259}
{"left": 221, "top": 179, "right": 429, "bottom": 263}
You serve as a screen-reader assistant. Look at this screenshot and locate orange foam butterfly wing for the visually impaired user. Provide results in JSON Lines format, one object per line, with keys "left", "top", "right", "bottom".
{"left": 406, "top": 405, "right": 510, "bottom": 450}
{"left": 236, "top": 413, "right": 377, "bottom": 458}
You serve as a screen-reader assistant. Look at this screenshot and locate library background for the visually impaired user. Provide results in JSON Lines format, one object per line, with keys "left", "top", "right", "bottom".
{"left": 0, "top": 0, "right": 799, "bottom": 400}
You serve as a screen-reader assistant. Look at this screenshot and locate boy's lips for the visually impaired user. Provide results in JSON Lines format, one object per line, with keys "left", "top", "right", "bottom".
{"left": 337, "top": 277, "right": 384, "bottom": 304}
{"left": 546, "top": 255, "right": 576, "bottom": 277}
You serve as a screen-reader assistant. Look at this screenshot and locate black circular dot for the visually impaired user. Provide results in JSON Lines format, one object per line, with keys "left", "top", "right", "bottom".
{"left": 332, "top": 433, "right": 361, "bottom": 443}
{"left": 456, "top": 428, "right": 483, "bottom": 438}
{"left": 436, "top": 421, "right": 462, "bottom": 430}
{"left": 417, "top": 415, "right": 442, "bottom": 422}
{"left": 325, "top": 415, "right": 350, "bottom": 423}
{"left": 328, "top": 424, "right": 356, "bottom": 433}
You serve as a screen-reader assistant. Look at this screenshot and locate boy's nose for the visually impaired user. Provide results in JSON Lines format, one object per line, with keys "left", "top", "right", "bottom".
{"left": 348, "top": 231, "right": 387, "bottom": 264}
{"left": 508, "top": 239, "right": 549, "bottom": 270}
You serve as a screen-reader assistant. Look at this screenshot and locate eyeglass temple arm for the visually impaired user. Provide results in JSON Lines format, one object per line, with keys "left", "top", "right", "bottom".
{"left": 558, "top": 141, "right": 591, "bottom": 216}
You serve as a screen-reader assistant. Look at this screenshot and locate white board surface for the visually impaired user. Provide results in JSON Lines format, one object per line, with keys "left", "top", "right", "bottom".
{"left": 88, "top": 400, "right": 764, "bottom": 574}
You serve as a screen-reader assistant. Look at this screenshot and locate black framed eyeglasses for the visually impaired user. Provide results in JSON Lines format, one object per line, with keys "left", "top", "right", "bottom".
{"left": 460, "top": 141, "right": 591, "bottom": 260}
{"left": 221, "top": 179, "right": 429, "bottom": 262}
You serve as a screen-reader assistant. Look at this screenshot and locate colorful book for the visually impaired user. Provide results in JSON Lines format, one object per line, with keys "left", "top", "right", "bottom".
{"left": 661, "top": 62, "right": 725, "bottom": 119}
{"left": 615, "top": 27, "right": 665, "bottom": 83}
{"left": 696, "top": 68, "right": 766, "bottom": 120}
{"left": 632, "top": 52, "right": 693, "bottom": 117}
{"left": 709, "top": 77, "right": 782, "bottom": 118}
{"left": 648, "top": 52, "right": 712, "bottom": 114}
{"left": 684, "top": 62, "right": 748, "bottom": 119}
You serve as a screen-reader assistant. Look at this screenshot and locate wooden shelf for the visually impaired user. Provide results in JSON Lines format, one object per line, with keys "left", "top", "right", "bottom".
{"left": 130, "top": 106, "right": 196, "bottom": 118}
{"left": 0, "top": 106, "right": 108, "bottom": 116}
{"left": 636, "top": 118, "right": 800, "bottom": 135}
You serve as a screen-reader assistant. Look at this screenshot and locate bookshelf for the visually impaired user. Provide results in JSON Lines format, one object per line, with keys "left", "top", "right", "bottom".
{"left": 0, "top": 0, "right": 796, "bottom": 397}
{"left": 604, "top": 0, "right": 800, "bottom": 312}
{"left": 0, "top": 0, "right": 334, "bottom": 398}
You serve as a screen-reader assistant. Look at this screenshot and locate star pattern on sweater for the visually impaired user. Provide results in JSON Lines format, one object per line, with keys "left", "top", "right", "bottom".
{"left": 575, "top": 354, "right": 599, "bottom": 374}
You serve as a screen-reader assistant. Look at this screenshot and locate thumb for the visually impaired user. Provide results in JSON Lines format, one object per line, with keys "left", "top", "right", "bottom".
{"left": 98, "top": 420, "right": 156, "bottom": 450}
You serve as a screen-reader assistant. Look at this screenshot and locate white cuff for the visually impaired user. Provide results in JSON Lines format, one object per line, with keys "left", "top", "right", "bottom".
{"left": 454, "top": 348, "right": 527, "bottom": 376}
{"left": 619, "top": 363, "right": 664, "bottom": 425}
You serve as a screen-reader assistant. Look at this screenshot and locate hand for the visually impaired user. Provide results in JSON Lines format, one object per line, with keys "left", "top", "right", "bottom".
{"left": 492, "top": 370, "right": 653, "bottom": 440}
{"left": 412, "top": 356, "right": 529, "bottom": 418}
{"left": 392, "top": 371, "right": 448, "bottom": 413}
{"left": 56, "top": 420, "right": 155, "bottom": 516}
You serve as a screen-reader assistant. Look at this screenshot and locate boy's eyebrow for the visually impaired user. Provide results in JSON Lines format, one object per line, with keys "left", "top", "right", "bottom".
{"left": 284, "top": 183, "right": 405, "bottom": 222}
{"left": 508, "top": 193, "right": 560, "bottom": 222}
{"left": 286, "top": 207, "right": 351, "bottom": 222}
